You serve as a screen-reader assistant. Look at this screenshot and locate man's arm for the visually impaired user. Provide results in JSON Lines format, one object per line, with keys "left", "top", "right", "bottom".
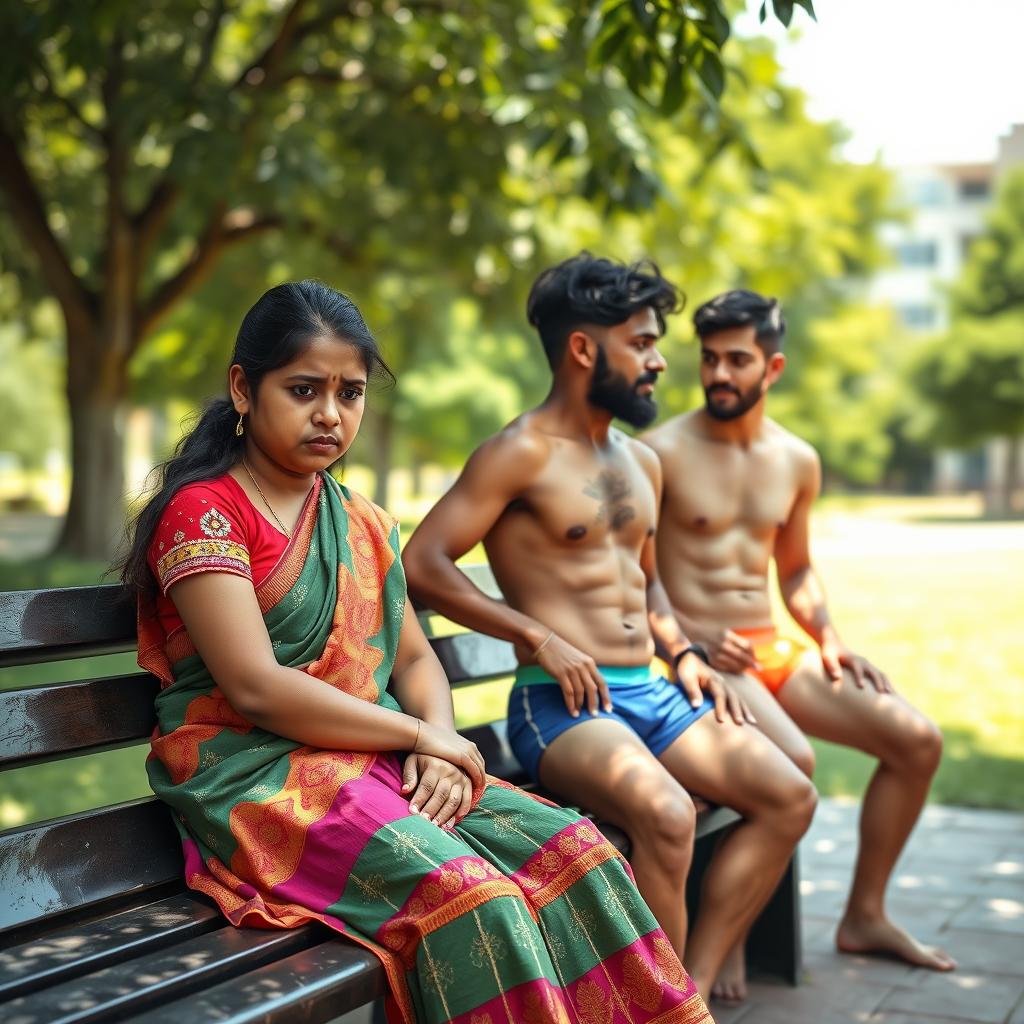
{"left": 774, "top": 447, "right": 892, "bottom": 692}
{"left": 403, "top": 429, "right": 610, "bottom": 716}
{"left": 403, "top": 430, "right": 551, "bottom": 651}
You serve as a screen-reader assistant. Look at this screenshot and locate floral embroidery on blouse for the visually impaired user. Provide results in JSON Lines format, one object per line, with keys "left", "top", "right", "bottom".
{"left": 199, "top": 508, "right": 231, "bottom": 538}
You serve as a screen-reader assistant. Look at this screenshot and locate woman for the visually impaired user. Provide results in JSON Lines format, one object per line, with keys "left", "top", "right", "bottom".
{"left": 120, "top": 279, "right": 711, "bottom": 1024}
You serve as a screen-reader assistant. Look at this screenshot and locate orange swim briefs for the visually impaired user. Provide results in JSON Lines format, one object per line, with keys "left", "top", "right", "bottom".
{"left": 733, "top": 627, "right": 810, "bottom": 695}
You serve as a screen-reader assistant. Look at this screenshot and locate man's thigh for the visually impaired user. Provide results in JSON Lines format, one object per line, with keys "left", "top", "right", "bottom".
{"left": 778, "top": 653, "right": 933, "bottom": 759}
{"left": 656, "top": 711, "right": 810, "bottom": 815}
{"left": 537, "top": 717, "right": 692, "bottom": 829}
{"left": 721, "top": 670, "right": 813, "bottom": 769}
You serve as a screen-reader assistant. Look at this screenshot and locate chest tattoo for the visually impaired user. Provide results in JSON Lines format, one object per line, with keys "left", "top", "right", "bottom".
{"left": 584, "top": 470, "right": 636, "bottom": 532}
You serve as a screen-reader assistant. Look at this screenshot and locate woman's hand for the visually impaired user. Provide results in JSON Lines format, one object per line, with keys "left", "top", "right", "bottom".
{"left": 401, "top": 753, "right": 473, "bottom": 828}
{"left": 411, "top": 720, "right": 486, "bottom": 790}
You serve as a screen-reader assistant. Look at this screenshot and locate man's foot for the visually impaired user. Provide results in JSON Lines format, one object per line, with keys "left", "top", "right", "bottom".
{"left": 836, "top": 914, "right": 957, "bottom": 971}
{"left": 711, "top": 943, "right": 748, "bottom": 1005}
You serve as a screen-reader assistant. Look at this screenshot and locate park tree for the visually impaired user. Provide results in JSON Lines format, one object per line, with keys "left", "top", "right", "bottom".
{"left": 909, "top": 168, "right": 1024, "bottom": 513}
{"left": 0, "top": 0, "right": 815, "bottom": 559}
{"left": 532, "top": 39, "right": 898, "bottom": 484}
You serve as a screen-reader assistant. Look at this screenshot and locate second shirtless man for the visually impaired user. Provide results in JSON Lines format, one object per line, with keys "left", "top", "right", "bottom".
{"left": 404, "top": 254, "right": 816, "bottom": 1000}
{"left": 644, "top": 289, "right": 955, "bottom": 1001}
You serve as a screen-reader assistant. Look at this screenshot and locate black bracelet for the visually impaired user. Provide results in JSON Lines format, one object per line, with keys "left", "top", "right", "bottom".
{"left": 673, "top": 643, "right": 710, "bottom": 670}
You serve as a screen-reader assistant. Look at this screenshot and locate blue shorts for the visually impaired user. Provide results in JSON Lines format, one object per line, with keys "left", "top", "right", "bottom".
{"left": 506, "top": 664, "right": 714, "bottom": 781}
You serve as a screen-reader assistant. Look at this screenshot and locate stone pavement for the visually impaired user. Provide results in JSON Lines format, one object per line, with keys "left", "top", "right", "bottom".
{"left": 714, "top": 797, "right": 1024, "bottom": 1024}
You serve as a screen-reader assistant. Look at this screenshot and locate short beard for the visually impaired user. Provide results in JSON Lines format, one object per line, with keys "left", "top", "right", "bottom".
{"left": 588, "top": 345, "right": 659, "bottom": 428}
{"left": 703, "top": 378, "right": 765, "bottom": 421}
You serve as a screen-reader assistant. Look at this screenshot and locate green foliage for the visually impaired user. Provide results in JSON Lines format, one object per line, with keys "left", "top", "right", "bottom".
{"left": 909, "top": 314, "right": 1024, "bottom": 448}
{"left": 911, "top": 169, "right": 1024, "bottom": 448}
{"left": 953, "top": 168, "right": 1024, "bottom": 319}
{"left": 0, "top": 318, "right": 64, "bottom": 472}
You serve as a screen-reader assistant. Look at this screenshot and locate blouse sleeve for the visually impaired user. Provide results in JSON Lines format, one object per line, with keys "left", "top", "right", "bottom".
{"left": 149, "top": 485, "right": 253, "bottom": 595}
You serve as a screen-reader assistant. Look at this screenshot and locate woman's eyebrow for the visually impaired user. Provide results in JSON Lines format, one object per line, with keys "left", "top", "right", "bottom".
{"left": 285, "top": 373, "right": 367, "bottom": 386}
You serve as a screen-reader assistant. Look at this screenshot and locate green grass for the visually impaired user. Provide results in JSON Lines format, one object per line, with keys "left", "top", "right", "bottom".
{"left": 1, "top": 496, "right": 1021, "bottom": 828}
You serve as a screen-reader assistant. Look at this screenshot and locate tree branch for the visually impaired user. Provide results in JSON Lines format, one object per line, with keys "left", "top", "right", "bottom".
{"left": 188, "top": 0, "right": 229, "bottom": 92}
{"left": 136, "top": 208, "right": 280, "bottom": 340}
{"left": 31, "top": 56, "right": 104, "bottom": 144}
{"left": 0, "top": 121, "right": 96, "bottom": 334}
{"left": 233, "top": 0, "right": 314, "bottom": 92}
{"left": 134, "top": 0, "right": 310, "bottom": 262}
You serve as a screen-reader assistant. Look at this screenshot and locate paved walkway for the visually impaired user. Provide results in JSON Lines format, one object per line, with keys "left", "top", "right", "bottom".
{"left": 716, "top": 797, "right": 1024, "bottom": 1024}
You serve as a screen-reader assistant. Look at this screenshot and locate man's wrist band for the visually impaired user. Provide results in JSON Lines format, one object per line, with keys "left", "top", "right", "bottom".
{"left": 673, "top": 643, "right": 710, "bottom": 670}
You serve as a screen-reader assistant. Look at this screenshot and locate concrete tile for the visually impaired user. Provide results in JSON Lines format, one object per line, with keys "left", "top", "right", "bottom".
{"left": 937, "top": 929, "right": 1024, "bottom": 977}
{"left": 804, "top": 949, "right": 917, "bottom": 987}
{"left": 877, "top": 972, "right": 1024, "bottom": 1023}
{"left": 871, "top": 1015, "right": 995, "bottom": 1023}
{"left": 1008, "top": 991, "right": 1024, "bottom": 1024}
{"left": 739, "top": 968, "right": 891, "bottom": 1018}
{"left": 947, "top": 894, "right": 1024, "bottom": 935}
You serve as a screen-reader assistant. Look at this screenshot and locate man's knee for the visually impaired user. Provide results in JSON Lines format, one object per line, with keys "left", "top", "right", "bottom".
{"left": 901, "top": 716, "right": 943, "bottom": 777}
{"left": 762, "top": 768, "right": 818, "bottom": 840}
{"left": 635, "top": 791, "right": 697, "bottom": 871}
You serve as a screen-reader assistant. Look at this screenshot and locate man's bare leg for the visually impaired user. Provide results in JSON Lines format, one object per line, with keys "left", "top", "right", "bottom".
{"left": 706, "top": 672, "right": 817, "bottom": 1003}
{"left": 656, "top": 711, "right": 817, "bottom": 999}
{"left": 537, "top": 718, "right": 698, "bottom": 952}
{"left": 778, "top": 656, "right": 957, "bottom": 971}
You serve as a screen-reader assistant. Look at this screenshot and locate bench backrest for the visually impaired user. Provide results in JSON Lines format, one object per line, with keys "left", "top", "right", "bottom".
{"left": 0, "top": 567, "right": 518, "bottom": 936}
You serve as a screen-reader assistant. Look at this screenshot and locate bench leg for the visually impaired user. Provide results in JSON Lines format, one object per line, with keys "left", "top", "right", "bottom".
{"left": 686, "top": 833, "right": 802, "bottom": 986}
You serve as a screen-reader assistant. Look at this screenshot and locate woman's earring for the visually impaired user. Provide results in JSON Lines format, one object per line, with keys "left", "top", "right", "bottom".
{"left": 235, "top": 413, "right": 245, "bottom": 437}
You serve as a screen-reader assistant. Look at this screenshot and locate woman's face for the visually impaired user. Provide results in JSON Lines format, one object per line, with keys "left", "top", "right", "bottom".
{"left": 233, "top": 336, "right": 368, "bottom": 476}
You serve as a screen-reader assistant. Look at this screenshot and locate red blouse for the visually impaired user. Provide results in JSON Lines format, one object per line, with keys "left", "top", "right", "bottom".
{"left": 147, "top": 473, "right": 289, "bottom": 637}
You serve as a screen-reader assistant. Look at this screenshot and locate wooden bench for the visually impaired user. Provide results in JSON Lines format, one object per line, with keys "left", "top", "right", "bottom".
{"left": 0, "top": 571, "right": 801, "bottom": 1023}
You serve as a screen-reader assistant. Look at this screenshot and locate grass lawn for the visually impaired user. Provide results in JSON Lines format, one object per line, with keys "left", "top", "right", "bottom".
{"left": 1, "top": 495, "right": 1021, "bottom": 828}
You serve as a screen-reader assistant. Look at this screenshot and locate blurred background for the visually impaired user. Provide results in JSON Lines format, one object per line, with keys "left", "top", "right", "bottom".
{"left": 1, "top": 0, "right": 1021, "bottom": 829}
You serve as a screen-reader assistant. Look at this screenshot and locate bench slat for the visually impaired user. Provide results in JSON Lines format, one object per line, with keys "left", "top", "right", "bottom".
{"left": 3, "top": 921, "right": 320, "bottom": 1024}
{"left": 430, "top": 632, "right": 517, "bottom": 685}
{"left": 0, "top": 675, "right": 157, "bottom": 771}
{"left": 0, "top": 800, "right": 181, "bottom": 935}
{"left": 136, "top": 939, "right": 384, "bottom": 1024}
{"left": 0, "top": 893, "right": 221, "bottom": 1001}
{"left": 0, "top": 587, "right": 134, "bottom": 667}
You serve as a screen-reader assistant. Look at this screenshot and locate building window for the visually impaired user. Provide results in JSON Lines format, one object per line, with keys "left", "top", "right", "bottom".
{"left": 907, "top": 179, "right": 946, "bottom": 206}
{"left": 896, "top": 241, "right": 939, "bottom": 267}
{"left": 958, "top": 179, "right": 990, "bottom": 200}
{"left": 898, "top": 304, "right": 938, "bottom": 329}
{"left": 960, "top": 233, "right": 980, "bottom": 261}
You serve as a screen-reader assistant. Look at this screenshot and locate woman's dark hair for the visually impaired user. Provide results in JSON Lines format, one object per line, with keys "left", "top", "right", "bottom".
{"left": 526, "top": 252, "right": 684, "bottom": 369}
{"left": 115, "top": 279, "right": 393, "bottom": 594}
{"left": 693, "top": 289, "right": 786, "bottom": 354}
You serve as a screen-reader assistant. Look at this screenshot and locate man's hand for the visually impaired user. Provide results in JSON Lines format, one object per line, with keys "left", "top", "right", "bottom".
{"left": 820, "top": 640, "right": 893, "bottom": 694}
{"left": 706, "top": 628, "right": 762, "bottom": 675}
{"left": 675, "top": 652, "right": 756, "bottom": 726}
{"left": 401, "top": 753, "right": 474, "bottom": 828}
{"left": 536, "top": 633, "right": 612, "bottom": 717}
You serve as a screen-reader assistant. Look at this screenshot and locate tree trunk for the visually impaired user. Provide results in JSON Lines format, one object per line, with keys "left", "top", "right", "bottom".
{"left": 54, "top": 328, "right": 130, "bottom": 561}
{"left": 370, "top": 406, "right": 395, "bottom": 510}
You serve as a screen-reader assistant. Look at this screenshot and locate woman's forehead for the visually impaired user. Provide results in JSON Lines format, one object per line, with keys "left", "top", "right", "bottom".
{"left": 278, "top": 335, "right": 368, "bottom": 378}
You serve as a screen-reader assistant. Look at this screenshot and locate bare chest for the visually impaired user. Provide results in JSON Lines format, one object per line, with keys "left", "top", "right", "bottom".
{"left": 664, "top": 452, "right": 796, "bottom": 539}
{"left": 504, "top": 458, "right": 657, "bottom": 552}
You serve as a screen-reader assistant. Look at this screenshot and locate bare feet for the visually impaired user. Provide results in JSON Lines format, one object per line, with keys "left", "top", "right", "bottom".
{"left": 711, "top": 942, "right": 748, "bottom": 1005}
{"left": 837, "top": 914, "right": 957, "bottom": 971}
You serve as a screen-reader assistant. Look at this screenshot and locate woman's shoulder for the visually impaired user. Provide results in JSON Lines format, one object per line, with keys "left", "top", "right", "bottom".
{"left": 151, "top": 475, "right": 253, "bottom": 558}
